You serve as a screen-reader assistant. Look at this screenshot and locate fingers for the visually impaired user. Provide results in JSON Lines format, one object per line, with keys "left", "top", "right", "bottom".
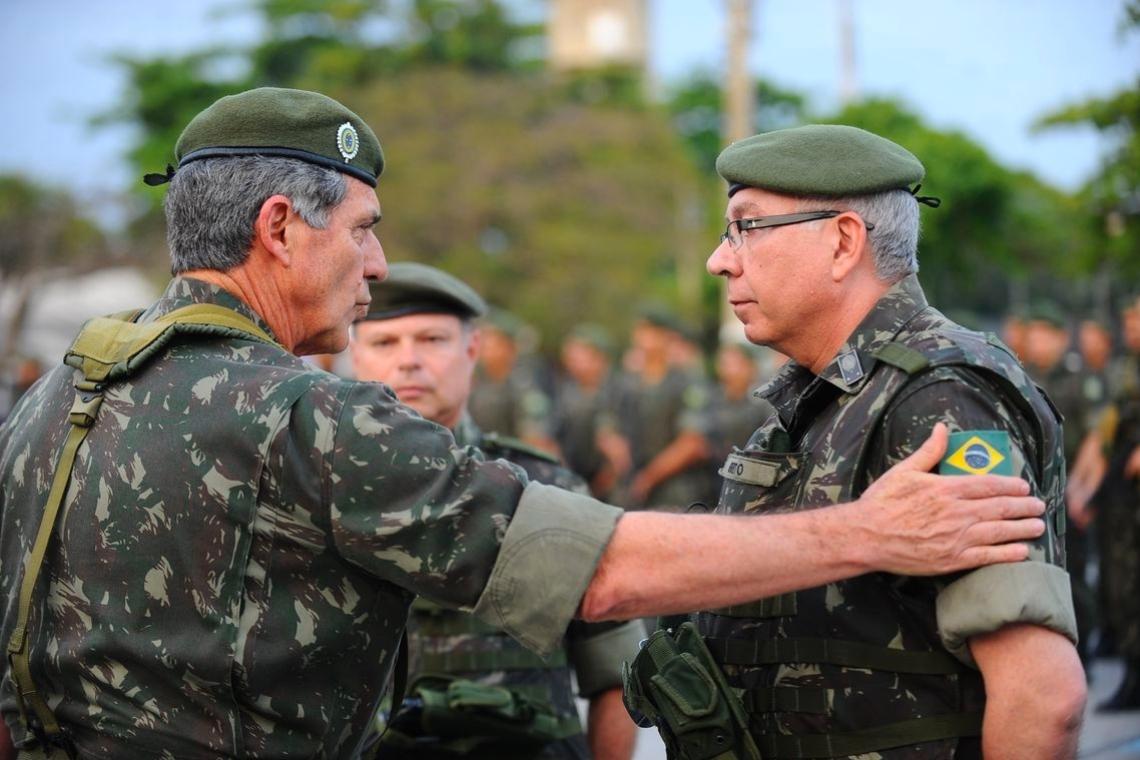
{"left": 955, "top": 542, "right": 1031, "bottom": 569}
{"left": 938, "top": 474, "right": 1032, "bottom": 500}
{"left": 966, "top": 516, "right": 1045, "bottom": 546}
{"left": 893, "top": 422, "right": 948, "bottom": 473}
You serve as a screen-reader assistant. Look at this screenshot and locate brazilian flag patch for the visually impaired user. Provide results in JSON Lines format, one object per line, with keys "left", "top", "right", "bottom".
{"left": 939, "top": 431, "right": 1014, "bottom": 476}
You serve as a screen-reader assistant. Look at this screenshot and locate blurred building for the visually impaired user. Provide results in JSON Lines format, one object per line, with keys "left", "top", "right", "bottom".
{"left": 548, "top": 0, "right": 649, "bottom": 73}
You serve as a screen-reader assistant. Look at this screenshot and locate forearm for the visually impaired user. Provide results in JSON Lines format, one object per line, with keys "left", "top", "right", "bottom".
{"left": 972, "top": 624, "right": 1086, "bottom": 760}
{"left": 580, "top": 506, "right": 867, "bottom": 620}
{"left": 587, "top": 688, "right": 638, "bottom": 760}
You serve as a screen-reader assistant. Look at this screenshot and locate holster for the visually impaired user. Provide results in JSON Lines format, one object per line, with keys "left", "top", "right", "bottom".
{"left": 622, "top": 622, "right": 761, "bottom": 760}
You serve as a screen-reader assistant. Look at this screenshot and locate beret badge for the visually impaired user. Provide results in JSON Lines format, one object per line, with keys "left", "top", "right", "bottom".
{"left": 337, "top": 122, "right": 360, "bottom": 162}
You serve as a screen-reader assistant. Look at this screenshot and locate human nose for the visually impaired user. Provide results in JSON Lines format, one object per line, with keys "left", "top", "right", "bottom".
{"left": 365, "top": 234, "right": 388, "bottom": 282}
{"left": 706, "top": 239, "right": 739, "bottom": 277}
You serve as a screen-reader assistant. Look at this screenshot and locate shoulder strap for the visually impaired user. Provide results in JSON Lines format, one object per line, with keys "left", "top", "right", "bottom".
{"left": 6, "top": 303, "right": 278, "bottom": 750}
{"left": 481, "top": 432, "right": 560, "bottom": 464}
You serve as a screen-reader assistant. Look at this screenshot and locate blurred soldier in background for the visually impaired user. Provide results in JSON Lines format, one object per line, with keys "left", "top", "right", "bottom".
{"left": 1072, "top": 295, "right": 1140, "bottom": 710}
{"left": 616, "top": 308, "right": 712, "bottom": 510}
{"left": 703, "top": 341, "right": 774, "bottom": 505}
{"left": 554, "top": 324, "right": 631, "bottom": 499}
{"left": 469, "top": 309, "right": 560, "bottom": 456}
{"left": 350, "top": 263, "right": 641, "bottom": 759}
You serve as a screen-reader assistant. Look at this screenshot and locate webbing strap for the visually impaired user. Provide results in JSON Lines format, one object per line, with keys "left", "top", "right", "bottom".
{"left": 5, "top": 301, "right": 278, "bottom": 749}
{"left": 6, "top": 393, "right": 101, "bottom": 748}
{"left": 708, "top": 593, "right": 797, "bottom": 619}
{"left": 872, "top": 343, "right": 930, "bottom": 375}
{"left": 743, "top": 686, "right": 830, "bottom": 715}
{"left": 705, "top": 637, "right": 963, "bottom": 675}
{"left": 419, "top": 646, "right": 569, "bottom": 673}
{"left": 754, "top": 711, "right": 983, "bottom": 758}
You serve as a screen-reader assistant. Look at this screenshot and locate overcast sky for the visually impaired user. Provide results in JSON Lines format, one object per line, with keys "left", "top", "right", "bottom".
{"left": 1, "top": 0, "right": 1137, "bottom": 222}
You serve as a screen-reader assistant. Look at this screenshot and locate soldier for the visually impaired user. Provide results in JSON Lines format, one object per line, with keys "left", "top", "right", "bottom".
{"left": 1072, "top": 296, "right": 1140, "bottom": 710}
{"left": 637, "top": 125, "right": 1087, "bottom": 758}
{"left": 555, "top": 325, "right": 631, "bottom": 499}
{"left": 617, "top": 309, "right": 714, "bottom": 510}
{"left": 702, "top": 341, "right": 774, "bottom": 506}
{"left": 349, "top": 263, "right": 642, "bottom": 758}
{"left": 468, "top": 310, "right": 559, "bottom": 455}
{"left": 0, "top": 89, "right": 1046, "bottom": 758}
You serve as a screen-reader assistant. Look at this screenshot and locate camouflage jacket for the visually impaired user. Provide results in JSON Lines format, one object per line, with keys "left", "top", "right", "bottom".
{"left": 698, "top": 275, "right": 1073, "bottom": 760}
{"left": 396, "top": 416, "right": 643, "bottom": 759}
{"left": 0, "top": 277, "right": 620, "bottom": 759}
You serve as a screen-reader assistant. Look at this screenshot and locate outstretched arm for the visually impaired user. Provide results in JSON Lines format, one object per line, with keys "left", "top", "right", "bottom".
{"left": 580, "top": 424, "right": 1044, "bottom": 621}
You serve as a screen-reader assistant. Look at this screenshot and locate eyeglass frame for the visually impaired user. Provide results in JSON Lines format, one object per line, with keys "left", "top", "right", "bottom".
{"left": 719, "top": 210, "right": 875, "bottom": 249}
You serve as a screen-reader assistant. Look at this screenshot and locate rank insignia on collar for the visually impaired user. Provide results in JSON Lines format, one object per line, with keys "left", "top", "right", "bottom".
{"left": 836, "top": 350, "right": 864, "bottom": 385}
{"left": 939, "top": 431, "right": 1014, "bottom": 476}
{"left": 337, "top": 122, "right": 359, "bottom": 162}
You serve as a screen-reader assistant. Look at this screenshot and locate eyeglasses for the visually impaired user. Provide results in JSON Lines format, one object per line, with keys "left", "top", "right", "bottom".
{"left": 719, "top": 210, "right": 875, "bottom": 249}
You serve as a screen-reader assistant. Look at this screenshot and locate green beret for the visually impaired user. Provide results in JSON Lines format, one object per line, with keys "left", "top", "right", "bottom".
{"left": 166, "top": 87, "right": 384, "bottom": 187}
{"left": 1026, "top": 301, "right": 1067, "bottom": 330}
{"left": 716, "top": 124, "right": 924, "bottom": 198}
{"left": 636, "top": 303, "right": 681, "bottom": 332}
{"left": 567, "top": 323, "right": 614, "bottom": 354}
{"left": 362, "top": 262, "right": 487, "bottom": 321}
{"left": 482, "top": 308, "right": 525, "bottom": 340}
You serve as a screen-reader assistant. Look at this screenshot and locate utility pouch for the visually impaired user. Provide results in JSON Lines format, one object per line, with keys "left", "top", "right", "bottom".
{"left": 382, "top": 674, "right": 576, "bottom": 754}
{"left": 623, "top": 623, "right": 761, "bottom": 760}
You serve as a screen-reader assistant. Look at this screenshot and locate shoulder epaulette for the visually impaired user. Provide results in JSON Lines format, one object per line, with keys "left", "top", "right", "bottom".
{"left": 481, "top": 432, "right": 560, "bottom": 464}
{"left": 872, "top": 343, "right": 930, "bottom": 374}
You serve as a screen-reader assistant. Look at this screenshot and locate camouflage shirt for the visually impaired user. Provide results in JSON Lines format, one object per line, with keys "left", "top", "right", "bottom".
{"left": 0, "top": 277, "right": 620, "bottom": 759}
{"left": 392, "top": 416, "right": 643, "bottom": 759}
{"left": 699, "top": 275, "right": 1074, "bottom": 759}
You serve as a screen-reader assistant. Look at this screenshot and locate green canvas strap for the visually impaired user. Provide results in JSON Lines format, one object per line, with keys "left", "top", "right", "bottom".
{"left": 707, "top": 592, "right": 797, "bottom": 619}
{"left": 419, "top": 646, "right": 568, "bottom": 674}
{"left": 5, "top": 302, "right": 278, "bottom": 750}
{"left": 754, "top": 710, "right": 983, "bottom": 758}
{"left": 872, "top": 342, "right": 931, "bottom": 375}
{"left": 705, "top": 636, "right": 964, "bottom": 675}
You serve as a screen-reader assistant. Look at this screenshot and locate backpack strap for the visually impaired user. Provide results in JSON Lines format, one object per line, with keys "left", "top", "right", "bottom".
{"left": 6, "top": 302, "right": 277, "bottom": 752}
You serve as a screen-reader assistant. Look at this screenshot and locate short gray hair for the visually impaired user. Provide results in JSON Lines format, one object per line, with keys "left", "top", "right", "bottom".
{"left": 165, "top": 156, "right": 348, "bottom": 274}
{"left": 798, "top": 189, "right": 920, "bottom": 282}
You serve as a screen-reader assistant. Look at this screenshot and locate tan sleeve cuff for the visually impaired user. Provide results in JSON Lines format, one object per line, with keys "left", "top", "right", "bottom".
{"left": 569, "top": 620, "right": 646, "bottom": 697}
{"left": 936, "top": 562, "right": 1077, "bottom": 668}
{"left": 472, "top": 482, "right": 623, "bottom": 657}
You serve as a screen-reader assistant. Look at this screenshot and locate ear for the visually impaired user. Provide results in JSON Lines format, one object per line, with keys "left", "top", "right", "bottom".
{"left": 830, "top": 211, "right": 871, "bottom": 283}
{"left": 465, "top": 326, "right": 482, "bottom": 362}
{"left": 253, "top": 194, "right": 295, "bottom": 267}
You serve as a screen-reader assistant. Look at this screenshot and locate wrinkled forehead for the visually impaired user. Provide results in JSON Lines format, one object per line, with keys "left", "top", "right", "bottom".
{"left": 724, "top": 187, "right": 801, "bottom": 220}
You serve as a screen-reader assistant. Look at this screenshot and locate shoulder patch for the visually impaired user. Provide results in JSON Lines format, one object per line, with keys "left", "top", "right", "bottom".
{"left": 939, "top": 431, "right": 1014, "bottom": 476}
{"left": 481, "top": 432, "right": 560, "bottom": 464}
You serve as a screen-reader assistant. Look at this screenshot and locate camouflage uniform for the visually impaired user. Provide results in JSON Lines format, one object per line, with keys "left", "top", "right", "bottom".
{"left": 468, "top": 371, "right": 554, "bottom": 444}
{"left": 384, "top": 415, "right": 642, "bottom": 760}
{"left": 618, "top": 368, "right": 713, "bottom": 509}
{"left": 0, "top": 277, "right": 620, "bottom": 759}
{"left": 1094, "top": 353, "right": 1140, "bottom": 663}
{"left": 698, "top": 276, "right": 1073, "bottom": 759}
{"left": 554, "top": 375, "right": 622, "bottom": 496}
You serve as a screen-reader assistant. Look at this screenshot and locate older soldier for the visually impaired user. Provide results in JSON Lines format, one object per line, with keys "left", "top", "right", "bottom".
{"left": 0, "top": 90, "right": 1045, "bottom": 759}
{"left": 349, "top": 263, "right": 641, "bottom": 759}
{"left": 685, "top": 125, "right": 1084, "bottom": 758}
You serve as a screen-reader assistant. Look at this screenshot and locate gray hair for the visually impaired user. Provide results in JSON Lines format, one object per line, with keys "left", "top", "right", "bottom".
{"left": 165, "top": 156, "right": 348, "bottom": 274}
{"left": 798, "top": 189, "right": 920, "bottom": 282}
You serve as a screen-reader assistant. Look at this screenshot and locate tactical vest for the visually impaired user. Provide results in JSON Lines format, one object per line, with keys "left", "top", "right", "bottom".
{"left": 698, "top": 327, "right": 1064, "bottom": 759}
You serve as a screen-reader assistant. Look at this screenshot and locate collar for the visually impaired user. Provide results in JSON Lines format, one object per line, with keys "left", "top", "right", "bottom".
{"left": 756, "top": 275, "right": 930, "bottom": 409}
{"left": 452, "top": 413, "right": 484, "bottom": 449}
{"left": 147, "top": 276, "right": 281, "bottom": 345}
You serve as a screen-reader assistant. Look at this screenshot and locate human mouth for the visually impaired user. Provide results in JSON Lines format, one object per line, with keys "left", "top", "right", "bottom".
{"left": 395, "top": 385, "right": 429, "bottom": 400}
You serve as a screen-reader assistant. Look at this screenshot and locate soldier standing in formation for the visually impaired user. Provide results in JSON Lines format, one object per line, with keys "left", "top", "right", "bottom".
{"left": 349, "top": 262, "right": 642, "bottom": 758}
{"left": 1, "top": 89, "right": 1047, "bottom": 758}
